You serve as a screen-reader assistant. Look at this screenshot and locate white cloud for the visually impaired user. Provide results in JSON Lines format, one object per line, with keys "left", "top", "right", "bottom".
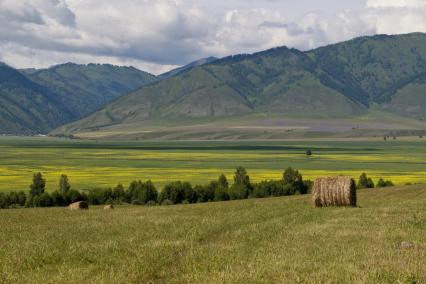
{"left": 366, "top": 0, "right": 426, "bottom": 8}
{"left": 0, "top": 0, "right": 425, "bottom": 74}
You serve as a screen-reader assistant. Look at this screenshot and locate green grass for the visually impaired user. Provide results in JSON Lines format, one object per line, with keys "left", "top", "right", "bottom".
{"left": 1, "top": 137, "right": 426, "bottom": 192}
{"left": 0, "top": 185, "right": 425, "bottom": 283}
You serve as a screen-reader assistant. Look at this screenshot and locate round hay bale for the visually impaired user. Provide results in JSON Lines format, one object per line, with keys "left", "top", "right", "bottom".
{"left": 312, "top": 176, "right": 357, "bottom": 207}
{"left": 104, "top": 204, "right": 114, "bottom": 210}
{"left": 69, "top": 201, "right": 89, "bottom": 210}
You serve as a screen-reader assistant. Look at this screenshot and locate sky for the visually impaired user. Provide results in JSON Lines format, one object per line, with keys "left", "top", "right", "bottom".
{"left": 0, "top": 0, "right": 426, "bottom": 74}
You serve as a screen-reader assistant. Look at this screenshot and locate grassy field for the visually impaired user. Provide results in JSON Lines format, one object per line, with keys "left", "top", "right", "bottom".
{"left": 0, "top": 185, "right": 425, "bottom": 283}
{"left": 0, "top": 137, "right": 426, "bottom": 192}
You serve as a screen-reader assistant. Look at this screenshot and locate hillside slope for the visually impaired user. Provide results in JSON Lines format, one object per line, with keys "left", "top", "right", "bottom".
{"left": 25, "top": 63, "right": 157, "bottom": 119}
{"left": 55, "top": 47, "right": 365, "bottom": 136}
{"left": 310, "top": 33, "right": 426, "bottom": 113}
{"left": 0, "top": 63, "right": 156, "bottom": 134}
{"left": 0, "top": 64, "right": 73, "bottom": 134}
{"left": 55, "top": 33, "right": 426, "bottom": 139}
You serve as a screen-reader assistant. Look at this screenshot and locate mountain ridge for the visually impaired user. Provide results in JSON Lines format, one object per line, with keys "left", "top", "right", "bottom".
{"left": 53, "top": 33, "right": 426, "bottom": 139}
{"left": 0, "top": 62, "right": 157, "bottom": 134}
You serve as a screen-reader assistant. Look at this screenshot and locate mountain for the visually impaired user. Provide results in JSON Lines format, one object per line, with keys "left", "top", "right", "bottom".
{"left": 24, "top": 63, "right": 157, "bottom": 119}
{"left": 54, "top": 33, "right": 426, "bottom": 140}
{"left": 310, "top": 33, "right": 426, "bottom": 116}
{"left": 0, "top": 63, "right": 157, "bottom": 134}
{"left": 159, "top": 57, "right": 218, "bottom": 79}
{"left": 29, "top": 33, "right": 426, "bottom": 139}
{"left": 0, "top": 63, "right": 73, "bottom": 134}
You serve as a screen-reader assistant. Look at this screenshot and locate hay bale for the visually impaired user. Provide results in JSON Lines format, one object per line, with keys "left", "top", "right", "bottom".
{"left": 312, "top": 176, "right": 356, "bottom": 207}
{"left": 104, "top": 204, "right": 114, "bottom": 210}
{"left": 69, "top": 201, "right": 89, "bottom": 210}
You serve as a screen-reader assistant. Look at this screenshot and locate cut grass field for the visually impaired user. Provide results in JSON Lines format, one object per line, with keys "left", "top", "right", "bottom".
{"left": 0, "top": 185, "right": 425, "bottom": 283}
{"left": 0, "top": 137, "right": 426, "bottom": 192}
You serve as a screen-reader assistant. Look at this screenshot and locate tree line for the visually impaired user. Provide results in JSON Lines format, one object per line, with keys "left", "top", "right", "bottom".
{"left": 0, "top": 168, "right": 393, "bottom": 209}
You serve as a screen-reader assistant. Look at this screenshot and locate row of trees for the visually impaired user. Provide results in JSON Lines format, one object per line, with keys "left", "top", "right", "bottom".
{"left": 0, "top": 169, "right": 394, "bottom": 209}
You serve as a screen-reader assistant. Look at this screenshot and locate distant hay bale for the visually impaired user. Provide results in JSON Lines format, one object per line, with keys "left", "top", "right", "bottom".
{"left": 104, "top": 204, "right": 114, "bottom": 210}
{"left": 312, "top": 176, "right": 357, "bottom": 207}
{"left": 69, "top": 201, "right": 89, "bottom": 210}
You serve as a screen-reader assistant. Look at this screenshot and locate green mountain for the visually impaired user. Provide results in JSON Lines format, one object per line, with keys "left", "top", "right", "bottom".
{"left": 55, "top": 47, "right": 364, "bottom": 135}
{"left": 159, "top": 57, "right": 218, "bottom": 79}
{"left": 55, "top": 33, "right": 426, "bottom": 139}
{"left": 25, "top": 63, "right": 157, "bottom": 119}
{"left": 310, "top": 33, "right": 426, "bottom": 109}
{"left": 0, "top": 63, "right": 156, "bottom": 134}
{"left": 0, "top": 64, "right": 73, "bottom": 134}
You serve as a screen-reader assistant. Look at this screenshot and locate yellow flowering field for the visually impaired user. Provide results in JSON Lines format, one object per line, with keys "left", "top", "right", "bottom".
{"left": 0, "top": 137, "right": 425, "bottom": 192}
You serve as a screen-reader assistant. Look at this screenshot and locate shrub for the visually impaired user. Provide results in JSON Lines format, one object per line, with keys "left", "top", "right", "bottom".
{"left": 229, "top": 184, "right": 249, "bottom": 200}
{"left": 376, "top": 178, "right": 394, "bottom": 188}
{"left": 253, "top": 181, "right": 272, "bottom": 198}
{"left": 39, "top": 193, "right": 53, "bottom": 207}
{"left": 50, "top": 191, "right": 66, "bottom": 206}
{"left": 358, "top": 173, "right": 375, "bottom": 189}
{"left": 7, "top": 191, "right": 26, "bottom": 207}
{"left": 214, "top": 186, "right": 230, "bottom": 201}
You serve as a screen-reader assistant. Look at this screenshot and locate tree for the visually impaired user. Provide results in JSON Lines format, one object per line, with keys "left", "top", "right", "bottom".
{"left": 139, "top": 180, "right": 158, "bottom": 204}
{"left": 112, "top": 183, "right": 126, "bottom": 201}
{"left": 127, "top": 180, "right": 141, "bottom": 203}
{"left": 0, "top": 193, "right": 7, "bottom": 209}
{"left": 59, "top": 174, "right": 71, "bottom": 194}
{"left": 306, "top": 149, "right": 312, "bottom": 156}
{"left": 357, "top": 173, "right": 375, "bottom": 189}
{"left": 195, "top": 182, "right": 216, "bottom": 203}
{"left": 233, "top": 167, "right": 250, "bottom": 187}
{"left": 218, "top": 174, "right": 229, "bottom": 189}
{"left": 30, "top": 173, "right": 46, "bottom": 196}
{"left": 283, "top": 167, "right": 307, "bottom": 194}
{"left": 230, "top": 167, "right": 252, "bottom": 200}
{"left": 159, "top": 181, "right": 188, "bottom": 204}
{"left": 126, "top": 180, "right": 158, "bottom": 204}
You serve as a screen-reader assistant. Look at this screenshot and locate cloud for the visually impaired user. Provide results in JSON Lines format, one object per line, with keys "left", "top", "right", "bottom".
{"left": 366, "top": 0, "right": 426, "bottom": 8}
{"left": 0, "top": 0, "right": 426, "bottom": 74}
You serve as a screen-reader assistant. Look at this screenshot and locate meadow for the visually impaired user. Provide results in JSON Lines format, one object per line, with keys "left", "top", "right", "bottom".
{"left": 0, "top": 185, "right": 425, "bottom": 283}
{"left": 0, "top": 137, "right": 426, "bottom": 192}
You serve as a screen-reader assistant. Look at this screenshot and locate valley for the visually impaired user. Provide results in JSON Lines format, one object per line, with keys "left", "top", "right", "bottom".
{"left": 0, "top": 137, "right": 425, "bottom": 192}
